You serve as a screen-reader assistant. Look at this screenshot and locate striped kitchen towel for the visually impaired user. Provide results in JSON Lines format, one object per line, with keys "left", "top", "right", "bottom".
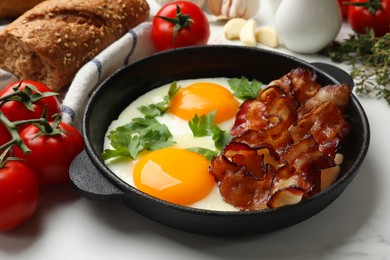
{"left": 0, "top": 22, "right": 156, "bottom": 130}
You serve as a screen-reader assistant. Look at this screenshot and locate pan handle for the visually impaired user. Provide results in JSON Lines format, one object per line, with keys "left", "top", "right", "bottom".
{"left": 70, "top": 150, "right": 124, "bottom": 202}
{"left": 311, "top": 62, "right": 354, "bottom": 88}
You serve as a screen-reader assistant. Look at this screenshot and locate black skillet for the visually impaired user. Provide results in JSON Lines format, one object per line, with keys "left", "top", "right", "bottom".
{"left": 70, "top": 45, "right": 370, "bottom": 236}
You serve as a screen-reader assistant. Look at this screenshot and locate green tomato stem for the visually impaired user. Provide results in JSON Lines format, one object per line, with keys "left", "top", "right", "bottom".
{"left": 0, "top": 112, "right": 31, "bottom": 154}
{"left": 343, "top": 0, "right": 383, "bottom": 14}
{"left": 0, "top": 89, "right": 28, "bottom": 108}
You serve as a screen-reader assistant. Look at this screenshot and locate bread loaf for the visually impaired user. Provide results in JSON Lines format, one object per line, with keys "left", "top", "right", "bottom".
{"left": 0, "top": 0, "right": 149, "bottom": 92}
{"left": 0, "top": 0, "right": 46, "bottom": 19}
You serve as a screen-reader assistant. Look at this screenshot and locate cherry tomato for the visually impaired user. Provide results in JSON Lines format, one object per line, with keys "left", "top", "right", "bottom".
{"left": 0, "top": 161, "right": 39, "bottom": 232}
{"left": 0, "top": 80, "right": 61, "bottom": 124}
{"left": 337, "top": 0, "right": 349, "bottom": 18}
{"left": 347, "top": 0, "right": 390, "bottom": 37}
{"left": 152, "top": 1, "right": 210, "bottom": 51}
{"left": 14, "top": 121, "right": 84, "bottom": 187}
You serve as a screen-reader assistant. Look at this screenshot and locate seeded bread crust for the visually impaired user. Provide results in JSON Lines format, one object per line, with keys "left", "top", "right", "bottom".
{"left": 0, "top": 0, "right": 150, "bottom": 92}
{"left": 0, "top": 0, "right": 46, "bottom": 19}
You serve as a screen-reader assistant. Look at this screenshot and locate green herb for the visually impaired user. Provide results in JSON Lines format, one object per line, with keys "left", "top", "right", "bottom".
{"left": 138, "top": 82, "right": 180, "bottom": 118}
{"left": 212, "top": 125, "right": 232, "bottom": 151}
{"left": 187, "top": 111, "right": 232, "bottom": 160}
{"left": 228, "top": 76, "right": 263, "bottom": 100}
{"left": 323, "top": 30, "right": 390, "bottom": 104}
{"left": 188, "top": 111, "right": 216, "bottom": 137}
{"left": 101, "top": 117, "right": 175, "bottom": 160}
{"left": 102, "top": 82, "right": 180, "bottom": 160}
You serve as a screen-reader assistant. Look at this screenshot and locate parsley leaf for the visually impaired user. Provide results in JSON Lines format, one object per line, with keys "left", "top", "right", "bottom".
{"left": 187, "top": 111, "right": 232, "bottom": 160}
{"left": 188, "top": 111, "right": 216, "bottom": 137}
{"left": 228, "top": 77, "right": 263, "bottom": 100}
{"left": 212, "top": 126, "right": 233, "bottom": 151}
{"left": 101, "top": 117, "right": 175, "bottom": 160}
{"left": 138, "top": 82, "right": 180, "bottom": 118}
{"left": 137, "top": 101, "right": 168, "bottom": 118}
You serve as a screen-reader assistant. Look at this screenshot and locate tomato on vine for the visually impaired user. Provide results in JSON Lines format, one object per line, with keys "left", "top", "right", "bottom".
{"left": 0, "top": 160, "right": 39, "bottom": 232}
{"left": 0, "top": 80, "right": 61, "bottom": 124}
{"left": 14, "top": 117, "right": 84, "bottom": 187}
{"left": 0, "top": 79, "right": 84, "bottom": 231}
{"left": 152, "top": 1, "right": 210, "bottom": 51}
{"left": 346, "top": 0, "right": 390, "bottom": 37}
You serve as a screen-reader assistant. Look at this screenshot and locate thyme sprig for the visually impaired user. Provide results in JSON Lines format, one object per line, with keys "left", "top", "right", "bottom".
{"left": 323, "top": 30, "right": 390, "bottom": 104}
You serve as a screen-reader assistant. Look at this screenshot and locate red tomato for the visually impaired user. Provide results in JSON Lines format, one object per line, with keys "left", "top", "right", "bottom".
{"left": 337, "top": 0, "right": 349, "bottom": 18}
{"left": 0, "top": 161, "right": 39, "bottom": 232}
{"left": 0, "top": 80, "right": 61, "bottom": 124}
{"left": 152, "top": 1, "right": 210, "bottom": 51}
{"left": 14, "top": 121, "right": 84, "bottom": 187}
{"left": 347, "top": 0, "right": 390, "bottom": 37}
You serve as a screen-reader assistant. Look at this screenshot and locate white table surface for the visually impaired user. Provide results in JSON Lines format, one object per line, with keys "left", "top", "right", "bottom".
{"left": 1, "top": 1, "right": 390, "bottom": 259}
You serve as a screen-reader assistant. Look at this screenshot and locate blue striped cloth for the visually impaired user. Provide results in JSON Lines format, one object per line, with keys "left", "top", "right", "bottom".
{"left": 0, "top": 22, "right": 156, "bottom": 130}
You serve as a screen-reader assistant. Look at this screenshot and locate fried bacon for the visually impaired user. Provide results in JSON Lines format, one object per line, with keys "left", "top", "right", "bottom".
{"left": 230, "top": 99, "right": 268, "bottom": 136}
{"left": 289, "top": 101, "right": 350, "bottom": 157}
{"left": 210, "top": 143, "right": 276, "bottom": 210}
{"left": 298, "top": 84, "right": 351, "bottom": 117}
{"left": 232, "top": 85, "right": 298, "bottom": 137}
{"left": 209, "top": 67, "right": 351, "bottom": 211}
{"left": 269, "top": 67, "right": 321, "bottom": 105}
{"left": 231, "top": 85, "right": 298, "bottom": 154}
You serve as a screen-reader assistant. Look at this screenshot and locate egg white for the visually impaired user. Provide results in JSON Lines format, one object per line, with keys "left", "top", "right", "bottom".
{"left": 104, "top": 78, "right": 240, "bottom": 211}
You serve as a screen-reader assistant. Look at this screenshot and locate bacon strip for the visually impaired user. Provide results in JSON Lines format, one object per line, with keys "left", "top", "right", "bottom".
{"left": 289, "top": 101, "right": 350, "bottom": 157}
{"left": 298, "top": 84, "right": 351, "bottom": 117}
{"left": 209, "top": 67, "right": 351, "bottom": 210}
{"left": 231, "top": 85, "right": 297, "bottom": 154}
{"left": 230, "top": 99, "right": 268, "bottom": 137}
{"left": 210, "top": 143, "right": 276, "bottom": 210}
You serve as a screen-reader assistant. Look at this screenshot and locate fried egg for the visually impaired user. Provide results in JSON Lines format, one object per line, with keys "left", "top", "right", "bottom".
{"left": 104, "top": 78, "right": 241, "bottom": 211}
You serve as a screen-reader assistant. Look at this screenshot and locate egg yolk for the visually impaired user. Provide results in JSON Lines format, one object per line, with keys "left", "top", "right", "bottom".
{"left": 170, "top": 82, "right": 240, "bottom": 123}
{"left": 133, "top": 147, "right": 215, "bottom": 206}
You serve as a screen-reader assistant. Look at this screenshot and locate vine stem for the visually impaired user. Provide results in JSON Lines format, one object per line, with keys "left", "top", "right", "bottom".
{"left": 0, "top": 112, "right": 53, "bottom": 154}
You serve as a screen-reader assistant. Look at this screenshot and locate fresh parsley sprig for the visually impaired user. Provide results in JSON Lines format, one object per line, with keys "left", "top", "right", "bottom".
{"left": 188, "top": 111, "right": 216, "bottom": 137}
{"left": 138, "top": 82, "right": 180, "bottom": 118}
{"left": 212, "top": 125, "right": 233, "bottom": 151}
{"left": 228, "top": 77, "right": 263, "bottom": 100}
{"left": 187, "top": 111, "right": 233, "bottom": 160}
{"left": 101, "top": 117, "right": 175, "bottom": 160}
{"left": 101, "top": 82, "right": 180, "bottom": 161}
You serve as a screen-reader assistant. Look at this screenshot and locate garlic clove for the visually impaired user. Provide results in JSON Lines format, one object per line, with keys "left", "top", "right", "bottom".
{"left": 255, "top": 26, "right": 279, "bottom": 48}
{"left": 239, "top": 19, "right": 257, "bottom": 47}
{"left": 207, "top": 0, "right": 222, "bottom": 17}
{"left": 207, "top": 0, "right": 259, "bottom": 20}
{"left": 226, "top": 0, "right": 259, "bottom": 19}
{"left": 223, "top": 18, "right": 247, "bottom": 40}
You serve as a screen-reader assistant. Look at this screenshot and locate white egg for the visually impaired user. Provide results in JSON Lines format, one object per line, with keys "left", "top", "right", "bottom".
{"left": 104, "top": 78, "right": 241, "bottom": 211}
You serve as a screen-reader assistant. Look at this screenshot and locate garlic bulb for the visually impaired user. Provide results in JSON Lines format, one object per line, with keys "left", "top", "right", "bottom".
{"left": 207, "top": 0, "right": 259, "bottom": 20}
{"left": 155, "top": 0, "right": 207, "bottom": 8}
